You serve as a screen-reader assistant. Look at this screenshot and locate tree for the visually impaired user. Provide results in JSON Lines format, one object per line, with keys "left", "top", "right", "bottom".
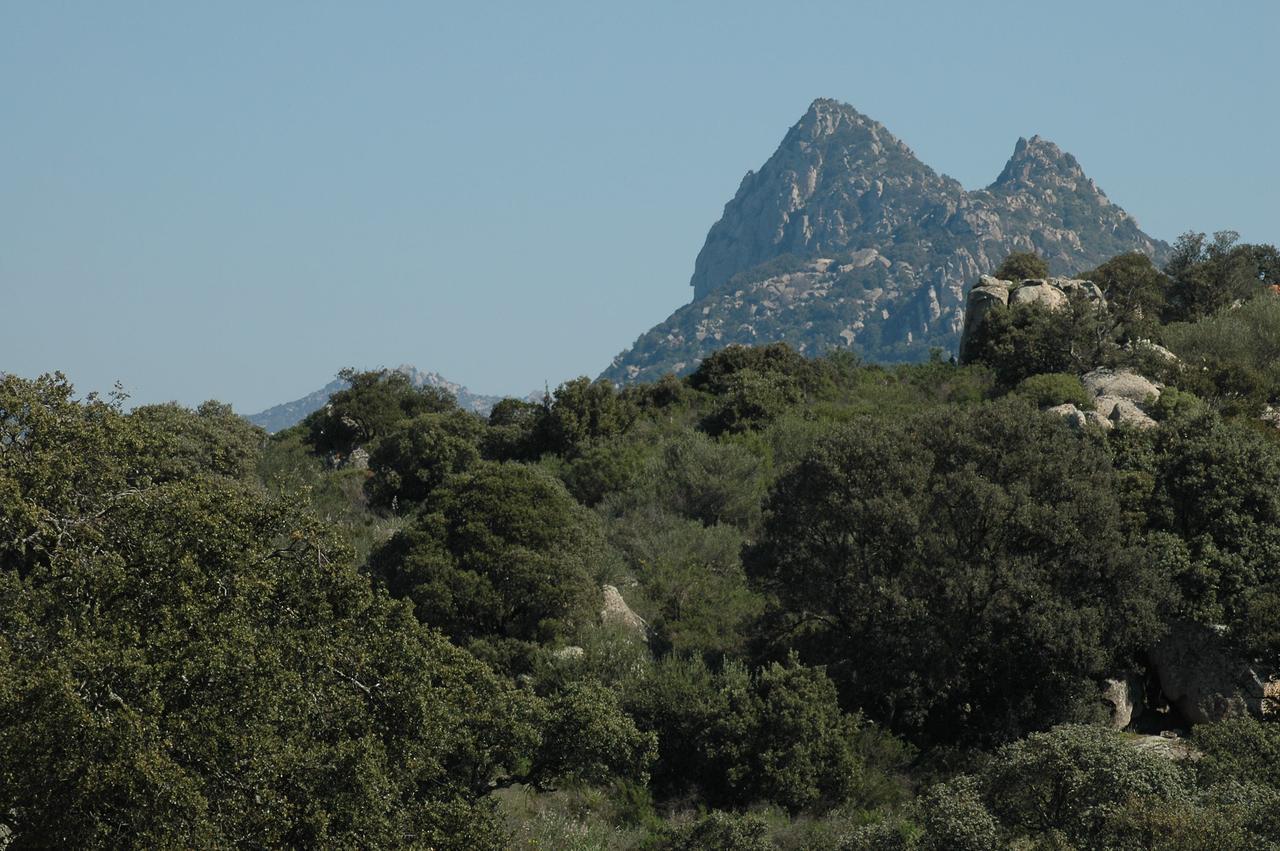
{"left": 0, "top": 375, "right": 542, "bottom": 848}
{"left": 368, "top": 462, "right": 603, "bottom": 647}
{"left": 1163, "top": 231, "right": 1279, "bottom": 322}
{"left": 365, "top": 410, "right": 484, "bottom": 508}
{"left": 745, "top": 399, "right": 1167, "bottom": 745}
{"left": 1084, "top": 251, "right": 1167, "bottom": 337}
{"left": 304, "top": 368, "right": 456, "bottom": 456}
{"left": 538, "top": 377, "right": 635, "bottom": 458}
{"left": 1145, "top": 409, "right": 1280, "bottom": 651}
{"left": 994, "top": 251, "right": 1049, "bottom": 281}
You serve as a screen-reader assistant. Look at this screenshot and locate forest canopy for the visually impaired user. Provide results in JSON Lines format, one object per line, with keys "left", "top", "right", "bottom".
{"left": 4, "top": 237, "right": 1280, "bottom": 849}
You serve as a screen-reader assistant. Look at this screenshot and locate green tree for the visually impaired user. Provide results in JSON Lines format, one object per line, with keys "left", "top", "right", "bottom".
{"left": 1164, "top": 231, "right": 1279, "bottom": 322}
{"left": 745, "top": 399, "right": 1166, "bottom": 745}
{"left": 0, "top": 375, "right": 542, "bottom": 848}
{"left": 964, "top": 295, "right": 1118, "bottom": 388}
{"left": 1084, "top": 251, "right": 1168, "bottom": 337}
{"left": 530, "top": 681, "right": 657, "bottom": 788}
{"left": 368, "top": 462, "right": 603, "bottom": 647}
{"left": 304, "top": 368, "right": 456, "bottom": 456}
{"left": 365, "top": 409, "right": 484, "bottom": 508}
{"left": 994, "top": 251, "right": 1049, "bottom": 281}
{"left": 539, "top": 377, "right": 635, "bottom": 458}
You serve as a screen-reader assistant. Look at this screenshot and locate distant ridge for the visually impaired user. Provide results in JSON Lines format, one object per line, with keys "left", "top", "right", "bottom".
{"left": 247, "top": 366, "right": 512, "bottom": 433}
{"left": 604, "top": 98, "right": 1167, "bottom": 383}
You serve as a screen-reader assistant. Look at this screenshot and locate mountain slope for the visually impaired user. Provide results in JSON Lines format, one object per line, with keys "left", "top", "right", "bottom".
{"left": 247, "top": 366, "right": 508, "bottom": 433}
{"left": 604, "top": 99, "right": 1167, "bottom": 383}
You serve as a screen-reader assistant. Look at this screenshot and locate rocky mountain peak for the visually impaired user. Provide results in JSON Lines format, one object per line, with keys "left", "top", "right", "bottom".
{"left": 604, "top": 99, "right": 1170, "bottom": 385}
{"left": 689, "top": 99, "right": 946, "bottom": 299}
{"left": 991, "top": 135, "right": 1090, "bottom": 194}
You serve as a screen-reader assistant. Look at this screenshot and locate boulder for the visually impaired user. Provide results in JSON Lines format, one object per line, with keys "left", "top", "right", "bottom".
{"left": 1095, "top": 395, "right": 1157, "bottom": 429}
{"left": 958, "top": 283, "right": 1011, "bottom": 362}
{"left": 1009, "top": 282, "right": 1069, "bottom": 311}
{"left": 1100, "top": 672, "right": 1145, "bottom": 729}
{"left": 1149, "top": 620, "right": 1280, "bottom": 724}
{"left": 1051, "top": 276, "right": 1105, "bottom": 301}
{"left": 601, "top": 584, "right": 648, "bottom": 638}
{"left": 1082, "top": 368, "right": 1161, "bottom": 404}
{"left": 1047, "top": 403, "right": 1113, "bottom": 431}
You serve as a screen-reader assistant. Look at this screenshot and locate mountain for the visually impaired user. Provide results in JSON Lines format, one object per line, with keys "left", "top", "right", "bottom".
{"left": 246, "top": 366, "right": 510, "bottom": 433}
{"left": 603, "top": 98, "right": 1168, "bottom": 383}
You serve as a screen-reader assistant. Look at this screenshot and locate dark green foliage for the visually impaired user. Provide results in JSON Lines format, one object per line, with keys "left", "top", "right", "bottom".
{"left": 1144, "top": 410, "right": 1280, "bottom": 650}
{"left": 746, "top": 398, "right": 1166, "bottom": 745}
{"left": 368, "top": 462, "right": 602, "bottom": 646}
{"left": 701, "top": 369, "right": 804, "bottom": 436}
{"left": 483, "top": 396, "right": 544, "bottom": 461}
{"left": 623, "top": 656, "right": 907, "bottom": 813}
{"left": 128, "top": 400, "right": 266, "bottom": 482}
{"left": 994, "top": 251, "right": 1049, "bottom": 281}
{"left": 1164, "top": 231, "right": 1279, "bottom": 322}
{"left": 1012, "top": 371, "right": 1091, "bottom": 408}
{"left": 539, "top": 377, "right": 636, "bottom": 458}
{"left": 1193, "top": 717, "right": 1280, "bottom": 789}
{"left": 0, "top": 375, "right": 540, "bottom": 848}
{"left": 1161, "top": 293, "right": 1280, "bottom": 415}
{"left": 980, "top": 725, "right": 1184, "bottom": 844}
{"left": 531, "top": 681, "right": 657, "bottom": 789}
{"left": 304, "top": 368, "right": 456, "bottom": 456}
{"left": 914, "top": 725, "right": 1280, "bottom": 850}
{"left": 701, "top": 657, "right": 870, "bottom": 813}
{"left": 365, "top": 409, "right": 484, "bottom": 508}
{"left": 689, "top": 342, "right": 817, "bottom": 396}
{"left": 1084, "top": 251, "right": 1167, "bottom": 337}
{"left": 964, "top": 296, "right": 1118, "bottom": 387}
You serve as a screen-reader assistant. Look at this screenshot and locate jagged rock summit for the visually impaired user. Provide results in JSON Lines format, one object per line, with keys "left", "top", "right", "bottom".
{"left": 604, "top": 98, "right": 1167, "bottom": 383}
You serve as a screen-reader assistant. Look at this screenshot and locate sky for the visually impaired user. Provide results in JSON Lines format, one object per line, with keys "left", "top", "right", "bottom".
{"left": 3, "top": 0, "right": 1277, "bottom": 412}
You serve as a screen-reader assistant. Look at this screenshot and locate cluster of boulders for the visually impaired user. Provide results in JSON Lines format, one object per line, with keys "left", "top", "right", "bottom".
{"left": 1050, "top": 367, "right": 1161, "bottom": 431}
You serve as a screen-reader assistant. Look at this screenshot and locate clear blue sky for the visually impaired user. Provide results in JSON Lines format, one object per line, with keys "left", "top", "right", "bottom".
{"left": 3, "top": 1, "right": 1276, "bottom": 412}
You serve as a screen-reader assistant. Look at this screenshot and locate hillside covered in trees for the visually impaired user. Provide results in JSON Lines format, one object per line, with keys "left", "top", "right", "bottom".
{"left": 4, "top": 233, "right": 1280, "bottom": 849}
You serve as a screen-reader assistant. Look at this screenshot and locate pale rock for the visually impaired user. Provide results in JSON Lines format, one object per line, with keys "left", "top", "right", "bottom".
{"left": 601, "top": 584, "right": 648, "bottom": 638}
{"left": 1009, "top": 282, "right": 1069, "bottom": 311}
{"left": 1048, "top": 403, "right": 1113, "bottom": 431}
{"left": 1082, "top": 368, "right": 1161, "bottom": 403}
{"left": 1100, "top": 672, "right": 1145, "bottom": 729}
{"left": 1095, "top": 395, "right": 1157, "bottom": 429}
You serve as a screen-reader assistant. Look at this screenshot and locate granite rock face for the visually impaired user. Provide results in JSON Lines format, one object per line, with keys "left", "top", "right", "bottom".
{"left": 604, "top": 98, "right": 1167, "bottom": 384}
{"left": 1150, "top": 620, "right": 1280, "bottom": 725}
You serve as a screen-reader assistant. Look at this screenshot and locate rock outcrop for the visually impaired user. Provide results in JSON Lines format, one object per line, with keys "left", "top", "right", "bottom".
{"left": 603, "top": 98, "right": 1168, "bottom": 384}
{"left": 601, "top": 584, "right": 648, "bottom": 638}
{"left": 1082, "top": 368, "right": 1162, "bottom": 404}
{"left": 1101, "top": 672, "right": 1146, "bottom": 729}
{"left": 1149, "top": 620, "right": 1280, "bottom": 725}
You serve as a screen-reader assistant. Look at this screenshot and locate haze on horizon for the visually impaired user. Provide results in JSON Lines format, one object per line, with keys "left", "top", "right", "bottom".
{"left": 3, "top": 0, "right": 1276, "bottom": 413}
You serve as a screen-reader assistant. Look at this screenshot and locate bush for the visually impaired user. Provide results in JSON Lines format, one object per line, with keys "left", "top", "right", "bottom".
{"left": 994, "top": 251, "right": 1049, "bottom": 281}
{"left": 1011, "top": 372, "right": 1091, "bottom": 408}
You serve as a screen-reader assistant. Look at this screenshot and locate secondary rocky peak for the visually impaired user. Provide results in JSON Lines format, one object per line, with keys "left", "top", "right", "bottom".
{"left": 991, "top": 134, "right": 1090, "bottom": 193}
